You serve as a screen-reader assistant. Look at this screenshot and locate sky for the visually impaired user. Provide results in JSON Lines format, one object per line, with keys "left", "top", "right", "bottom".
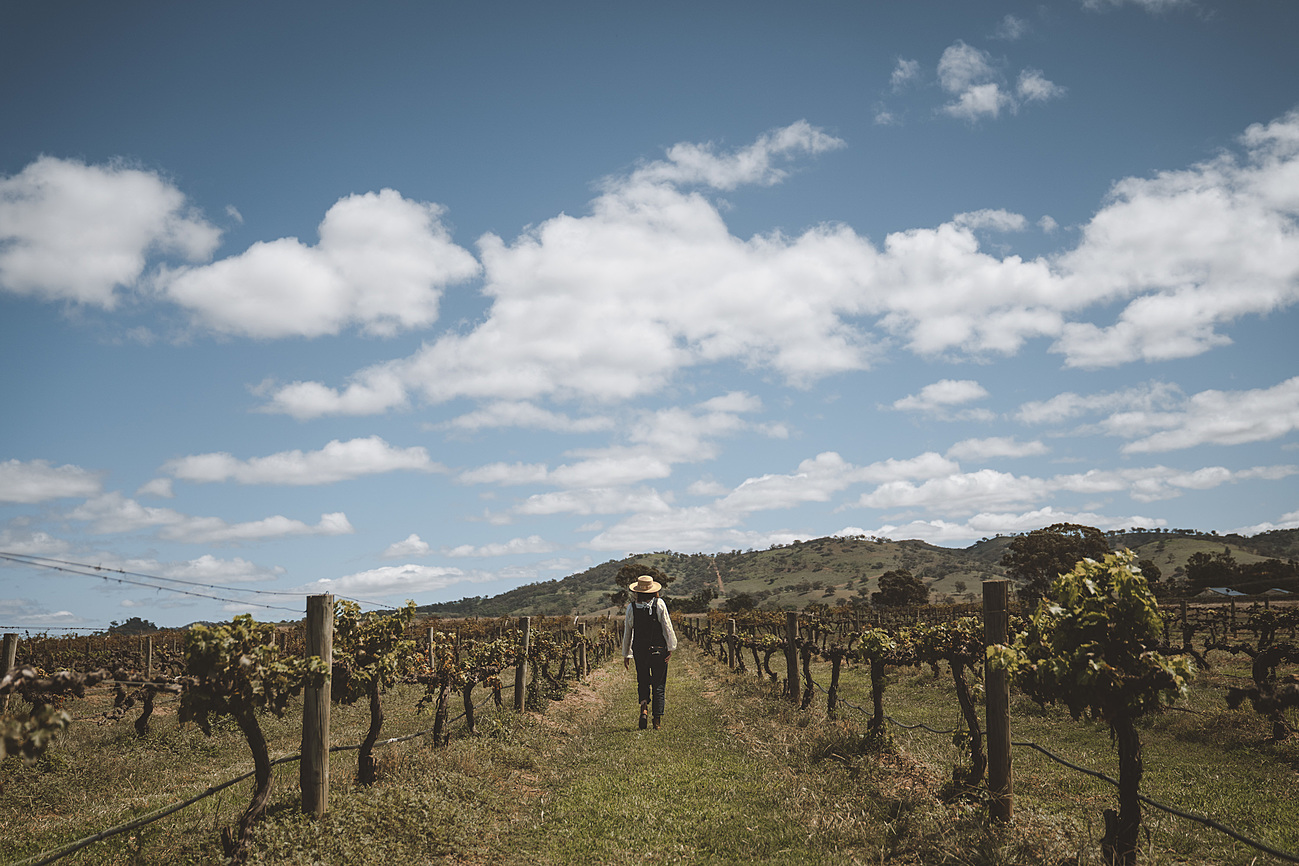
{"left": 2, "top": 0, "right": 1298, "bottom": 631}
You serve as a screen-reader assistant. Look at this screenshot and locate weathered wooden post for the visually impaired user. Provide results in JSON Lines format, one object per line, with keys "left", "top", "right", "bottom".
{"left": 577, "top": 622, "right": 588, "bottom": 678}
{"left": 1, "top": 633, "right": 18, "bottom": 713}
{"left": 727, "top": 619, "right": 737, "bottom": 671}
{"left": 984, "top": 579, "right": 1012, "bottom": 823}
{"left": 785, "top": 612, "right": 800, "bottom": 705}
{"left": 514, "top": 616, "right": 531, "bottom": 712}
{"left": 145, "top": 636, "right": 154, "bottom": 678}
{"left": 427, "top": 626, "right": 436, "bottom": 669}
{"left": 301, "top": 594, "right": 333, "bottom": 818}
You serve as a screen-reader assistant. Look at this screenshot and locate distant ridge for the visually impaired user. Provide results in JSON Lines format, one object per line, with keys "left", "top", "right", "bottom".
{"left": 416, "top": 527, "right": 1299, "bottom": 619}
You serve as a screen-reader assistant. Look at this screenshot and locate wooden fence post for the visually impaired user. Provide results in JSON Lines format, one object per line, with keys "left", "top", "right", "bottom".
{"left": 1, "top": 633, "right": 17, "bottom": 713}
{"left": 427, "top": 626, "right": 436, "bottom": 669}
{"left": 984, "top": 579, "right": 1012, "bottom": 823}
{"left": 514, "top": 616, "right": 531, "bottom": 712}
{"left": 301, "top": 594, "right": 333, "bottom": 818}
{"left": 727, "top": 619, "right": 737, "bottom": 670}
{"left": 145, "top": 636, "right": 153, "bottom": 678}
{"left": 578, "top": 623, "right": 588, "bottom": 678}
{"left": 785, "top": 612, "right": 800, "bottom": 705}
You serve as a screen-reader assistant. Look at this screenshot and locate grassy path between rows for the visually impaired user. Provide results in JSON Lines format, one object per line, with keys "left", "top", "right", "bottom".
{"left": 465, "top": 648, "right": 876, "bottom": 865}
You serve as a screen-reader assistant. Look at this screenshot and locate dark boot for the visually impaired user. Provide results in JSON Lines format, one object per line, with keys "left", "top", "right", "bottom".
{"left": 652, "top": 716, "right": 661, "bottom": 730}
{"left": 638, "top": 702, "right": 648, "bottom": 730}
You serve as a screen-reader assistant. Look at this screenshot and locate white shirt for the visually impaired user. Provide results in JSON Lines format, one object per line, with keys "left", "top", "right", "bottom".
{"left": 621, "top": 597, "right": 679, "bottom": 658}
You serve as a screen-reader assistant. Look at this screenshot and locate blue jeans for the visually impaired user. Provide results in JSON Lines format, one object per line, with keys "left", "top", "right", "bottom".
{"left": 634, "top": 647, "right": 669, "bottom": 717}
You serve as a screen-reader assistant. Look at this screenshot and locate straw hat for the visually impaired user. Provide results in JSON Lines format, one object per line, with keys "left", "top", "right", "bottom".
{"left": 628, "top": 574, "right": 662, "bottom": 594}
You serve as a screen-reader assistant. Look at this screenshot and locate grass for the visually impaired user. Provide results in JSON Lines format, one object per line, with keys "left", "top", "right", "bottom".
{"left": 1, "top": 643, "right": 1296, "bottom": 864}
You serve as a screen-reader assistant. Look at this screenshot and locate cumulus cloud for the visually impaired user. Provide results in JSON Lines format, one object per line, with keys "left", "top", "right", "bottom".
{"left": 160, "top": 189, "right": 479, "bottom": 338}
{"left": 164, "top": 436, "right": 443, "bottom": 485}
{"left": 216, "top": 109, "right": 1298, "bottom": 418}
{"left": 0, "top": 157, "right": 220, "bottom": 307}
{"left": 382, "top": 533, "right": 431, "bottom": 558}
{"left": 67, "top": 492, "right": 353, "bottom": 543}
{"left": 1053, "top": 111, "right": 1299, "bottom": 367}
{"left": 1015, "top": 381, "right": 1183, "bottom": 425}
{"left": 0, "top": 459, "right": 103, "bottom": 503}
{"left": 993, "top": 15, "right": 1029, "bottom": 40}
{"left": 0, "top": 598, "right": 90, "bottom": 627}
{"left": 892, "top": 379, "right": 991, "bottom": 416}
{"left": 1115, "top": 377, "right": 1299, "bottom": 452}
{"left": 458, "top": 394, "right": 768, "bottom": 491}
{"left": 936, "top": 41, "right": 1063, "bottom": 121}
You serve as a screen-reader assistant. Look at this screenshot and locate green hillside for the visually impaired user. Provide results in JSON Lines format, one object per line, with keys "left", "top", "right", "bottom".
{"left": 416, "top": 527, "right": 1299, "bottom": 618}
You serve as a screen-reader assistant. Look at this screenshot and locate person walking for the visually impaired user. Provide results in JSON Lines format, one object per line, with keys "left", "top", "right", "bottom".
{"left": 622, "top": 574, "right": 678, "bottom": 730}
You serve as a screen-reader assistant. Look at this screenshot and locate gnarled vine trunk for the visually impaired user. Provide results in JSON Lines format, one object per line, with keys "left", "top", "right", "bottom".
{"left": 358, "top": 676, "right": 384, "bottom": 785}
{"left": 1102, "top": 715, "right": 1142, "bottom": 866}
{"left": 224, "top": 706, "right": 272, "bottom": 863}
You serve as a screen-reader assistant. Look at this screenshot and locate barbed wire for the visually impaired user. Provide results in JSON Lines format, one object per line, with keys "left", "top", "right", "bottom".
{"left": 799, "top": 656, "right": 1299, "bottom": 863}
{"left": 11, "top": 682, "right": 519, "bottom": 866}
{"left": 0, "top": 552, "right": 394, "bottom": 612}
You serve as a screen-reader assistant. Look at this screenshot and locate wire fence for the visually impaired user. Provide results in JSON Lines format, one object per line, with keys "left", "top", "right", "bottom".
{"left": 12, "top": 684, "right": 517, "bottom": 866}
{"left": 805, "top": 673, "right": 1299, "bottom": 864}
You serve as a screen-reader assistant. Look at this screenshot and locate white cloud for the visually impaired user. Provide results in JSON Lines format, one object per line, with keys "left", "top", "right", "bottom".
{"left": 67, "top": 492, "right": 353, "bottom": 543}
{"left": 890, "top": 58, "right": 921, "bottom": 90}
{"left": 936, "top": 42, "right": 1062, "bottom": 121}
{"left": 300, "top": 563, "right": 474, "bottom": 598}
{"left": 0, "top": 459, "right": 103, "bottom": 503}
{"left": 946, "top": 437, "right": 1049, "bottom": 461}
{"left": 953, "top": 209, "right": 1028, "bottom": 232}
{"left": 437, "top": 402, "right": 614, "bottom": 434}
{"left": 0, "top": 156, "right": 220, "bottom": 307}
{"left": 160, "top": 189, "right": 480, "bottom": 338}
{"left": 382, "top": 533, "right": 430, "bottom": 558}
{"left": 0, "top": 598, "right": 90, "bottom": 627}
{"left": 627, "top": 120, "right": 845, "bottom": 191}
{"left": 892, "top": 379, "right": 991, "bottom": 414}
{"left": 871, "top": 506, "right": 1166, "bottom": 545}
{"left": 1017, "top": 69, "right": 1066, "bottom": 103}
{"left": 164, "top": 436, "right": 443, "bottom": 485}
{"left": 1053, "top": 110, "right": 1299, "bottom": 367}
{"left": 1117, "top": 377, "right": 1299, "bottom": 452}
{"left": 993, "top": 15, "right": 1029, "bottom": 40}
{"left": 1015, "top": 381, "right": 1182, "bottom": 425}
{"left": 1234, "top": 509, "right": 1299, "bottom": 535}
{"left": 442, "top": 535, "right": 558, "bottom": 557}
{"left": 136, "top": 477, "right": 174, "bottom": 498}
{"left": 260, "top": 111, "right": 1299, "bottom": 419}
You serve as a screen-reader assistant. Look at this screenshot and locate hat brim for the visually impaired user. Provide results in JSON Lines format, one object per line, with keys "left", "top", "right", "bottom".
{"left": 628, "top": 580, "right": 662, "bottom": 594}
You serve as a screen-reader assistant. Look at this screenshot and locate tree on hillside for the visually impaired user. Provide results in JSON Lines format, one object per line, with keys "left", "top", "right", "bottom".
{"left": 723, "top": 592, "right": 756, "bottom": 613}
{"left": 607, "top": 563, "right": 673, "bottom": 608}
{"left": 1185, "top": 549, "right": 1238, "bottom": 591}
{"left": 871, "top": 568, "right": 928, "bottom": 607}
{"left": 1001, "top": 523, "right": 1110, "bottom": 604}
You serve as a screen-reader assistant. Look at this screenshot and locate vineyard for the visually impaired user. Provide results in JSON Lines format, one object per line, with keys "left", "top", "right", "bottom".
{"left": 2, "top": 558, "right": 1298, "bottom": 865}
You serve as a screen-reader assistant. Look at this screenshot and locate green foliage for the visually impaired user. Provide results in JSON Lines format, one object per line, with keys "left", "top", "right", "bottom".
{"left": 180, "top": 614, "right": 328, "bottom": 732}
{"left": 1001, "top": 522, "right": 1110, "bottom": 604}
{"left": 871, "top": 568, "right": 928, "bottom": 607}
{"left": 332, "top": 601, "right": 418, "bottom": 704}
{"left": 993, "top": 552, "right": 1193, "bottom": 723}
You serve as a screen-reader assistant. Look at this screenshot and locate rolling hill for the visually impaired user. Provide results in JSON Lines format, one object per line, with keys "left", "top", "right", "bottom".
{"left": 416, "top": 527, "right": 1299, "bottom": 618}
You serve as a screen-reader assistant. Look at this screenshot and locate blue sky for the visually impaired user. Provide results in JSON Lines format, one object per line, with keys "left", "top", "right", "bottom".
{"left": 2, "top": 0, "right": 1298, "bottom": 630}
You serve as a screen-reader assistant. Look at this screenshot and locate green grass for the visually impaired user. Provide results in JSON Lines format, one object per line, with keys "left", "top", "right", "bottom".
{"left": 2, "top": 644, "right": 1296, "bottom": 864}
{"left": 828, "top": 650, "right": 1299, "bottom": 865}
